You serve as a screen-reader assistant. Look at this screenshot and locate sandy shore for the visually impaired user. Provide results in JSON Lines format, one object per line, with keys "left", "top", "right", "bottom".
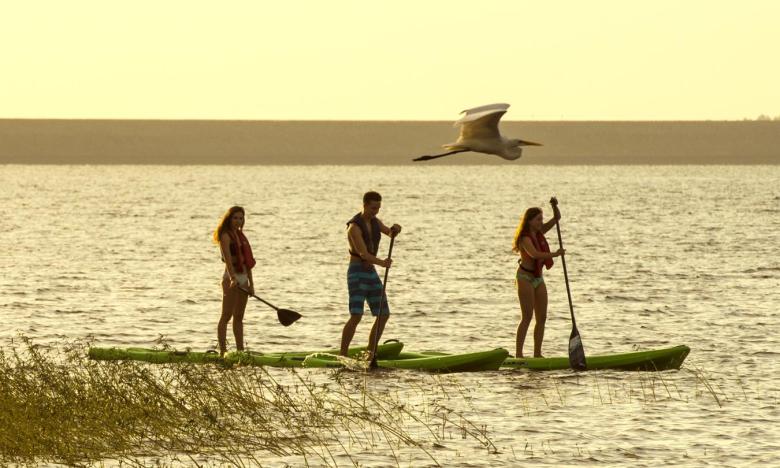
{"left": 1, "top": 119, "right": 778, "bottom": 164}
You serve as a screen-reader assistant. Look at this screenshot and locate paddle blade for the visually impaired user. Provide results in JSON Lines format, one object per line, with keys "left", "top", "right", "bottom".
{"left": 277, "top": 309, "right": 302, "bottom": 327}
{"left": 568, "top": 327, "right": 587, "bottom": 371}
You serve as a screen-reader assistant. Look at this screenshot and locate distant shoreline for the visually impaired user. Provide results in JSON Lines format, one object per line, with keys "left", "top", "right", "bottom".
{"left": 2, "top": 119, "right": 779, "bottom": 164}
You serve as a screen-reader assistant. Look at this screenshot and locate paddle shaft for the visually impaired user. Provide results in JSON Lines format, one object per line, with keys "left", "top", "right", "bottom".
{"left": 370, "top": 235, "right": 395, "bottom": 366}
{"left": 552, "top": 208, "right": 576, "bottom": 328}
{"left": 379, "top": 236, "right": 395, "bottom": 307}
{"left": 238, "top": 287, "right": 302, "bottom": 327}
{"left": 551, "top": 198, "right": 586, "bottom": 370}
{"left": 239, "top": 288, "right": 280, "bottom": 312}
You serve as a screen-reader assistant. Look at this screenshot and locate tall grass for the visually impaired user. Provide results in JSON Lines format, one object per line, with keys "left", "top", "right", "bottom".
{"left": 0, "top": 337, "right": 495, "bottom": 466}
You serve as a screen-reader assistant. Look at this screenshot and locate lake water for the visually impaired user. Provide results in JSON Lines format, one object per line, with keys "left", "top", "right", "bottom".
{"left": 1, "top": 165, "right": 779, "bottom": 466}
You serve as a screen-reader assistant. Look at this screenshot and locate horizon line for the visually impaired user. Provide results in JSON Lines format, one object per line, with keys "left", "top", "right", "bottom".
{"left": 2, "top": 117, "right": 779, "bottom": 123}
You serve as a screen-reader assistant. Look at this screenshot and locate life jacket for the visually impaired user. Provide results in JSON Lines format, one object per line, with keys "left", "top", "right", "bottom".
{"left": 225, "top": 230, "right": 256, "bottom": 273}
{"left": 346, "top": 212, "right": 381, "bottom": 257}
{"left": 521, "top": 231, "right": 554, "bottom": 276}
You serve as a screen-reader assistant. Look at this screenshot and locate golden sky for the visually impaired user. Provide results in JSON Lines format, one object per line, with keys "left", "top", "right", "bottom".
{"left": 2, "top": 1, "right": 778, "bottom": 120}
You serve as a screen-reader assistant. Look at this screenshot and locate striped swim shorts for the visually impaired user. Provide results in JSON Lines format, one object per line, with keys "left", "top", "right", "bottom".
{"left": 347, "top": 262, "right": 390, "bottom": 316}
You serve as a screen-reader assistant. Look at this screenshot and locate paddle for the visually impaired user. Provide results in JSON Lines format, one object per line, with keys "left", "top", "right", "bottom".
{"left": 369, "top": 234, "right": 396, "bottom": 369}
{"left": 550, "top": 197, "right": 587, "bottom": 371}
{"left": 238, "top": 287, "right": 302, "bottom": 327}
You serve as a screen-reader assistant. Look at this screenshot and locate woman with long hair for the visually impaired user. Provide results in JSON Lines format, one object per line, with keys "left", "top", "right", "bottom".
{"left": 512, "top": 201, "right": 564, "bottom": 358}
{"left": 213, "top": 206, "right": 256, "bottom": 356}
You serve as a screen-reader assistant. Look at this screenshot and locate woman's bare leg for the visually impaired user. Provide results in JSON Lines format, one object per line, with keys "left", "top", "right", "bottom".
{"left": 516, "top": 280, "right": 536, "bottom": 358}
{"left": 218, "top": 278, "right": 235, "bottom": 356}
{"left": 533, "top": 282, "right": 548, "bottom": 358}
{"left": 232, "top": 289, "right": 249, "bottom": 351}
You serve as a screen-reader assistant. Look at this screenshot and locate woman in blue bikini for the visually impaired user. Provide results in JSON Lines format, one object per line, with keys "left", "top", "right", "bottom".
{"left": 512, "top": 202, "right": 564, "bottom": 358}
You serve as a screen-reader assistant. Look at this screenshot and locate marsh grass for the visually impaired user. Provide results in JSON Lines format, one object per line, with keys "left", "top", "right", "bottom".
{"left": 0, "top": 337, "right": 495, "bottom": 467}
{"left": 588, "top": 370, "right": 719, "bottom": 407}
{"left": 507, "top": 364, "right": 765, "bottom": 415}
{"left": 2, "top": 338, "right": 768, "bottom": 467}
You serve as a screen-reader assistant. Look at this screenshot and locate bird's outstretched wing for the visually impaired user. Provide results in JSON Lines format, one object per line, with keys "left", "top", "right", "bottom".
{"left": 455, "top": 103, "right": 510, "bottom": 126}
{"left": 458, "top": 103, "right": 510, "bottom": 119}
{"left": 458, "top": 110, "right": 506, "bottom": 141}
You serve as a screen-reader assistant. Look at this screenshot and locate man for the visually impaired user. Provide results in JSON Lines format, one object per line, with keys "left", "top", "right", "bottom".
{"left": 340, "top": 191, "right": 402, "bottom": 361}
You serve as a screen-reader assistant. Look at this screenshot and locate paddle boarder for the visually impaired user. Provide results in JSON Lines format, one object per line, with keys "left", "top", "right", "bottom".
{"left": 340, "top": 191, "right": 401, "bottom": 361}
{"left": 512, "top": 201, "right": 564, "bottom": 358}
{"left": 213, "top": 206, "right": 256, "bottom": 357}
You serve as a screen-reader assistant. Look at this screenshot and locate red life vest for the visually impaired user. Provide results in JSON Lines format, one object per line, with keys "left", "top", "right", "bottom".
{"left": 524, "top": 232, "right": 554, "bottom": 276}
{"left": 227, "top": 230, "right": 256, "bottom": 273}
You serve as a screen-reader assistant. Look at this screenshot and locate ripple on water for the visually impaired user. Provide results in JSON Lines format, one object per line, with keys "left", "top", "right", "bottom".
{"left": 1, "top": 165, "right": 779, "bottom": 466}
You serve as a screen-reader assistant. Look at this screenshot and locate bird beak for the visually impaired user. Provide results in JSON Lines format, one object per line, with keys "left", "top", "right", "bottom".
{"left": 518, "top": 139, "right": 543, "bottom": 146}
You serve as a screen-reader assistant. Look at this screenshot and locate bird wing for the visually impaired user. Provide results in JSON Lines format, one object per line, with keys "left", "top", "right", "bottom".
{"left": 456, "top": 103, "right": 510, "bottom": 125}
{"left": 460, "top": 103, "right": 510, "bottom": 115}
{"left": 458, "top": 110, "right": 506, "bottom": 140}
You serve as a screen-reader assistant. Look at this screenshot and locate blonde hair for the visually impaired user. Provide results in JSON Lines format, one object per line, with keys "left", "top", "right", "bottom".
{"left": 512, "top": 207, "right": 542, "bottom": 252}
{"left": 212, "top": 206, "right": 245, "bottom": 244}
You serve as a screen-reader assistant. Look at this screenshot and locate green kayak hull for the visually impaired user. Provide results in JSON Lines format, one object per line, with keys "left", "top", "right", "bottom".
{"left": 89, "top": 344, "right": 685, "bottom": 372}
{"left": 88, "top": 341, "right": 404, "bottom": 367}
{"left": 502, "top": 345, "right": 690, "bottom": 371}
{"left": 88, "top": 344, "right": 508, "bottom": 373}
{"left": 301, "top": 348, "right": 509, "bottom": 373}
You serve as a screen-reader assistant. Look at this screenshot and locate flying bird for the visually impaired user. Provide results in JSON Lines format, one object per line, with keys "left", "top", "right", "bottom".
{"left": 413, "top": 103, "right": 542, "bottom": 161}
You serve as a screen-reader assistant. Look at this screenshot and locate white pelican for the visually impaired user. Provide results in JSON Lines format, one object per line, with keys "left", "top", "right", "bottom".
{"left": 413, "top": 103, "right": 542, "bottom": 161}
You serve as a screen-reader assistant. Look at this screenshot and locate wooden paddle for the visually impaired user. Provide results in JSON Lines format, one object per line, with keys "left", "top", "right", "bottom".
{"left": 239, "top": 288, "right": 302, "bottom": 327}
{"left": 550, "top": 197, "right": 587, "bottom": 371}
{"left": 369, "top": 234, "right": 396, "bottom": 369}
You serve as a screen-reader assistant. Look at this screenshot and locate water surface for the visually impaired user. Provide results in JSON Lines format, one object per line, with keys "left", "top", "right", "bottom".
{"left": 1, "top": 165, "right": 778, "bottom": 466}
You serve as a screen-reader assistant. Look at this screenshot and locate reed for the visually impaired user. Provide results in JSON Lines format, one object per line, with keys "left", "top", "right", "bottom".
{"left": 0, "top": 337, "right": 495, "bottom": 467}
